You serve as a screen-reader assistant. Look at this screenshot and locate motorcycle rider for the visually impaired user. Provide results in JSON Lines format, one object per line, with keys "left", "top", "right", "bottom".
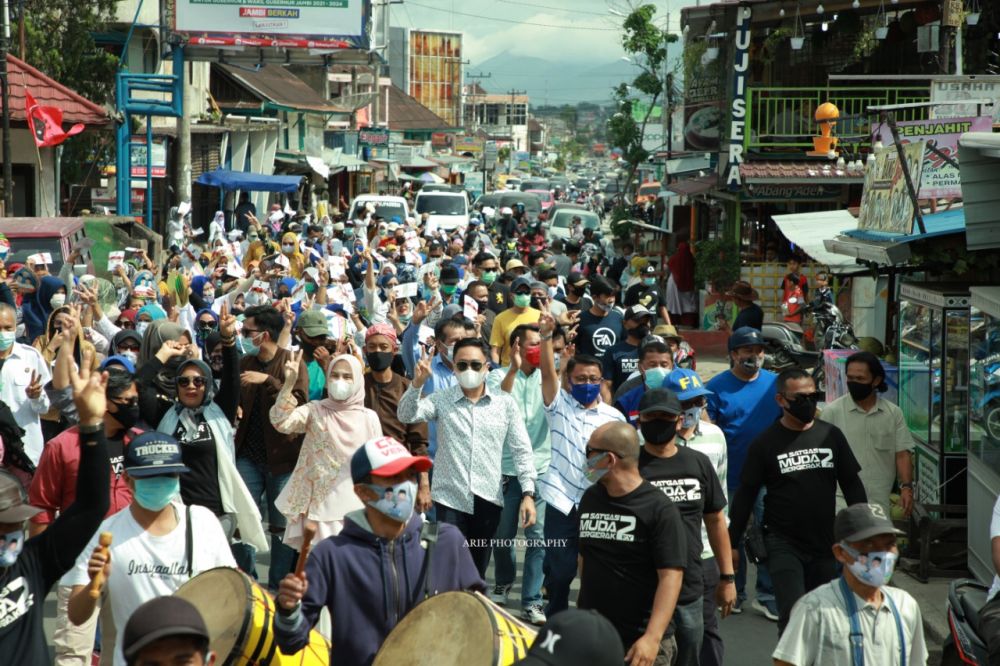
{"left": 498, "top": 207, "right": 518, "bottom": 241}
{"left": 981, "top": 492, "right": 1000, "bottom": 664}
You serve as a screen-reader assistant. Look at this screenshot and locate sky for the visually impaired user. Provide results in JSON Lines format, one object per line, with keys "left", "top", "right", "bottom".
{"left": 394, "top": 0, "right": 679, "bottom": 69}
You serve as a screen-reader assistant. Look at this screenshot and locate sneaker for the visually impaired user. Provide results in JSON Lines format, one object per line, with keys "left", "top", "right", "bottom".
{"left": 731, "top": 597, "right": 744, "bottom": 614}
{"left": 522, "top": 603, "right": 547, "bottom": 626}
{"left": 490, "top": 584, "right": 512, "bottom": 605}
{"left": 752, "top": 598, "right": 779, "bottom": 622}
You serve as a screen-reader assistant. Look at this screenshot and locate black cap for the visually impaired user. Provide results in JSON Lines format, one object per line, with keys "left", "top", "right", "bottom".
{"left": 123, "top": 596, "right": 210, "bottom": 661}
{"left": 835, "top": 502, "right": 904, "bottom": 543}
{"left": 515, "top": 609, "right": 624, "bottom": 666}
{"left": 567, "top": 271, "right": 589, "bottom": 287}
{"left": 124, "top": 432, "right": 190, "bottom": 478}
{"left": 439, "top": 265, "right": 461, "bottom": 285}
{"left": 638, "top": 387, "right": 682, "bottom": 416}
{"left": 625, "top": 304, "right": 653, "bottom": 321}
{"left": 511, "top": 276, "right": 533, "bottom": 293}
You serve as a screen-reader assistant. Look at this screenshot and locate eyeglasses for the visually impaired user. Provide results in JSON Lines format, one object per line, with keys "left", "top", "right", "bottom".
{"left": 177, "top": 376, "right": 207, "bottom": 388}
{"left": 117, "top": 344, "right": 140, "bottom": 353}
{"left": 585, "top": 447, "right": 616, "bottom": 459}
{"left": 241, "top": 328, "right": 261, "bottom": 337}
{"left": 198, "top": 321, "right": 217, "bottom": 329}
{"left": 571, "top": 377, "right": 602, "bottom": 385}
{"left": 455, "top": 361, "right": 485, "bottom": 372}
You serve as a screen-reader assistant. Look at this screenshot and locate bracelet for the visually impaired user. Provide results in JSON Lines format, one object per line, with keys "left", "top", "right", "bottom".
{"left": 900, "top": 483, "right": 914, "bottom": 491}
{"left": 79, "top": 422, "right": 102, "bottom": 434}
{"left": 539, "top": 334, "right": 553, "bottom": 341}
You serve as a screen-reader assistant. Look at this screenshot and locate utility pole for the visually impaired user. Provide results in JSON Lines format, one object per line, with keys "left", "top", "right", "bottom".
{"left": 507, "top": 88, "right": 526, "bottom": 173}
{"left": 0, "top": 0, "right": 12, "bottom": 215}
{"left": 371, "top": 0, "right": 391, "bottom": 128}
{"left": 466, "top": 72, "right": 491, "bottom": 132}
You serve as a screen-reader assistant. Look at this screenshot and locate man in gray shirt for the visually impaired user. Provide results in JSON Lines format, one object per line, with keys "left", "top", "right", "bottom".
{"left": 548, "top": 239, "right": 572, "bottom": 278}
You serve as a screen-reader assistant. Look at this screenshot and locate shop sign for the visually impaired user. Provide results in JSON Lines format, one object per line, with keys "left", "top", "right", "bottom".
{"left": 454, "top": 137, "right": 483, "bottom": 154}
{"left": 484, "top": 141, "right": 498, "bottom": 164}
{"left": 873, "top": 116, "right": 992, "bottom": 198}
{"left": 744, "top": 183, "right": 842, "bottom": 201}
{"left": 931, "top": 76, "right": 1000, "bottom": 121}
{"left": 130, "top": 138, "right": 166, "bottom": 178}
{"left": 431, "top": 132, "right": 450, "bottom": 147}
{"left": 724, "top": 6, "right": 752, "bottom": 190}
{"left": 857, "top": 142, "right": 925, "bottom": 234}
{"left": 359, "top": 128, "right": 390, "bottom": 147}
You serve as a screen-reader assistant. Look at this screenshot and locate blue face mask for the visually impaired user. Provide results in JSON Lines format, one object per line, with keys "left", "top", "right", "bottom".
{"left": 133, "top": 476, "right": 180, "bottom": 511}
{"left": 365, "top": 479, "right": 418, "bottom": 524}
{"left": 570, "top": 381, "right": 601, "bottom": 406}
{"left": 0, "top": 331, "right": 15, "bottom": 351}
{"left": 582, "top": 452, "right": 609, "bottom": 484}
{"left": 0, "top": 529, "right": 24, "bottom": 567}
{"left": 644, "top": 366, "right": 670, "bottom": 390}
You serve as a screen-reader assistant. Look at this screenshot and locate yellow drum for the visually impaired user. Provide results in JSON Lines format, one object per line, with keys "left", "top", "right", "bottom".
{"left": 174, "top": 567, "right": 329, "bottom": 665}
{"left": 374, "top": 591, "right": 537, "bottom": 666}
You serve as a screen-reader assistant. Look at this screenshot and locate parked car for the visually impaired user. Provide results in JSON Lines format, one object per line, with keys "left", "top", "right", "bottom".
{"left": 414, "top": 190, "right": 470, "bottom": 231}
{"left": 635, "top": 181, "right": 661, "bottom": 205}
{"left": 348, "top": 194, "right": 410, "bottom": 222}
{"left": 545, "top": 204, "right": 602, "bottom": 241}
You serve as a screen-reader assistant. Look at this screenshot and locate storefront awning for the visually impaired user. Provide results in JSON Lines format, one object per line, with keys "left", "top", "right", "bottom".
{"left": 772, "top": 210, "right": 866, "bottom": 273}
{"left": 323, "top": 148, "right": 368, "bottom": 173}
{"left": 196, "top": 168, "right": 302, "bottom": 193}
{"left": 958, "top": 132, "right": 1000, "bottom": 251}
{"left": 824, "top": 207, "right": 966, "bottom": 266}
{"left": 664, "top": 174, "right": 717, "bottom": 196}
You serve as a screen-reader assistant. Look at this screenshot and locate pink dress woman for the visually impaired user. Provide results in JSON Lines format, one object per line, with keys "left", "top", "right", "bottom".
{"left": 271, "top": 353, "right": 382, "bottom": 548}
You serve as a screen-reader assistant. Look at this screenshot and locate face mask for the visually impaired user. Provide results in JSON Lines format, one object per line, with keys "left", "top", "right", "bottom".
{"left": 457, "top": 368, "right": 486, "bottom": 390}
{"left": 523, "top": 345, "right": 541, "bottom": 367}
{"left": 441, "top": 344, "right": 454, "bottom": 363}
{"left": 50, "top": 294, "right": 66, "bottom": 309}
{"left": 583, "top": 452, "right": 609, "bottom": 484}
{"left": 120, "top": 350, "right": 139, "bottom": 365}
{"left": 282, "top": 244, "right": 296, "bottom": 254}
{"left": 133, "top": 476, "right": 180, "bottom": 511}
{"left": 304, "top": 282, "right": 318, "bottom": 295}
{"left": 0, "top": 529, "right": 25, "bottom": 567}
{"left": 570, "top": 381, "right": 601, "bottom": 406}
{"left": 596, "top": 300, "right": 613, "bottom": 313}
{"left": 365, "top": 479, "right": 418, "bottom": 524}
{"left": 113, "top": 400, "right": 141, "bottom": 431}
{"left": 367, "top": 351, "right": 394, "bottom": 372}
{"left": 644, "top": 366, "right": 670, "bottom": 390}
{"left": 481, "top": 270, "right": 497, "bottom": 285}
{"left": 847, "top": 381, "right": 875, "bottom": 402}
{"left": 553, "top": 352, "right": 561, "bottom": 371}
{"left": 329, "top": 379, "right": 354, "bottom": 401}
{"left": 783, "top": 393, "right": 818, "bottom": 424}
{"left": 739, "top": 356, "right": 761, "bottom": 374}
{"left": 441, "top": 284, "right": 458, "bottom": 296}
{"left": 547, "top": 286, "right": 558, "bottom": 299}
{"left": 203, "top": 290, "right": 215, "bottom": 304}
{"left": 344, "top": 228, "right": 355, "bottom": 237}
{"left": 840, "top": 543, "right": 897, "bottom": 587}
{"left": 0, "top": 331, "right": 14, "bottom": 351}
{"left": 475, "top": 298, "right": 490, "bottom": 313}
{"left": 640, "top": 418, "right": 677, "bottom": 445}
{"left": 513, "top": 293, "right": 531, "bottom": 308}
{"left": 398, "top": 313, "right": 413, "bottom": 326}
{"left": 631, "top": 324, "right": 650, "bottom": 340}
{"left": 136, "top": 322, "right": 149, "bottom": 337}
{"left": 681, "top": 406, "right": 703, "bottom": 430}
{"left": 240, "top": 332, "right": 261, "bottom": 356}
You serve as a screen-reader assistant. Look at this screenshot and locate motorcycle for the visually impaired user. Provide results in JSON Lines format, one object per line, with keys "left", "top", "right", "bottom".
{"left": 762, "top": 319, "right": 822, "bottom": 373}
{"left": 942, "top": 578, "right": 991, "bottom": 665}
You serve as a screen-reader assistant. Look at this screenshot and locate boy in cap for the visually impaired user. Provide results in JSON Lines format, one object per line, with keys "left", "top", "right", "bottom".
{"left": 773, "top": 503, "right": 927, "bottom": 666}
{"left": 514, "top": 608, "right": 625, "bottom": 666}
{"left": 65, "top": 432, "right": 237, "bottom": 666}
{"left": 122, "top": 596, "right": 215, "bottom": 666}
{"left": 274, "top": 437, "right": 483, "bottom": 665}
{"left": 490, "top": 276, "right": 541, "bottom": 366}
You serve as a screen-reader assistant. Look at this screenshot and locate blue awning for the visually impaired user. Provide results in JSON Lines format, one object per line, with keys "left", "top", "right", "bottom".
{"left": 196, "top": 168, "right": 302, "bottom": 193}
{"left": 825, "top": 208, "right": 966, "bottom": 266}
{"left": 842, "top": 207, "right": 965, "bottom": 243}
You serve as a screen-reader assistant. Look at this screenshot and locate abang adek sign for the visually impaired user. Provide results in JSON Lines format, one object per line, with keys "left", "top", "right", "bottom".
{"left": 725, "top": 6, "right": 752, "bottom": 190}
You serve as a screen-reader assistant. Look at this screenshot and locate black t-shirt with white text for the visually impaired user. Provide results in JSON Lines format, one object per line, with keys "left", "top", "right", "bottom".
{"left": 578, "top": 480, "right": 686, "bottom": 646}
{"left": 175, "top": 418, "right": 225, "bottom": 516}
{"left": 601, "top": 339, "right": 640, "bottom": 393}
{"left": 639, "top": 446, "right": 727, "bottom": 604}
{"left": 730, "top": 420, "right": 863, "bottom": 554}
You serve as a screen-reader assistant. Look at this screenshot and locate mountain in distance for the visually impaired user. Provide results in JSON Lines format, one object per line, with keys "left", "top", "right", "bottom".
{"left": 470, "top": 51, "right": 636, "bottom": 106}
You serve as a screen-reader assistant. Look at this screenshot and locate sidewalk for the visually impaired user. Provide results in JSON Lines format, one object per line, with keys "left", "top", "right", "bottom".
{"left": 893, "top": 571, "right": 951, "bottom": 659}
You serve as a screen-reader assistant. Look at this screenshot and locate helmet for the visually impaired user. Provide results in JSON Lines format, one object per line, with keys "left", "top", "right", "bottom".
{"left": 500, "top": 206, "right": 513, "bottom": 216}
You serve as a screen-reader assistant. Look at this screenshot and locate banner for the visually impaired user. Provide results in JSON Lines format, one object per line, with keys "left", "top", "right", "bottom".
{"left": 724, "top": 6, "right": 752, "bottom": 190}
{"left": 872, "top": 116, "right": 992, "bottom": 199}
{"left": 857, "top": 142, "right": 925, "bottom": 234}
{"left": 930, "top": 76, "right": 1000, "bottom": 121}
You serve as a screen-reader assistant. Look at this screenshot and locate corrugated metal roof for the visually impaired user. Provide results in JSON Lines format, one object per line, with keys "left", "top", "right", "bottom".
{"left": 387, "top": 85, "right": 452, "bottom": 132}
{"left": 739, "top": 160, "right": 865, "bottom": 183}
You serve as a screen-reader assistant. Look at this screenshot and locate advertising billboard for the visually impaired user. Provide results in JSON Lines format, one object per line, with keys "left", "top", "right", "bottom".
{"left": 173, "top": 0, "right": 368, "bottom": 50}
{"left": 407, "top": 30, "right": 463, "bottom": 126}
{"left": 857, "top": 142, "right": 925, "bottom": 235}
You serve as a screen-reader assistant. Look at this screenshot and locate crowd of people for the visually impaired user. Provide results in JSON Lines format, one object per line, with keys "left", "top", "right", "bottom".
{"left": 0, "top": 198, "right": 929, "bottom": 666}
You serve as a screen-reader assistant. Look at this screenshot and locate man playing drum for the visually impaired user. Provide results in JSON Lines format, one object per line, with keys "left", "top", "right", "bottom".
{"left": 273, "top": 436, "right": 484, "bottom": 665}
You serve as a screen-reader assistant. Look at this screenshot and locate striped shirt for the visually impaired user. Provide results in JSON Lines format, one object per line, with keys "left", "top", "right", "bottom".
{"left": 539, "top": 390, "right": 625, "bottom": 516}
{"left": 678, "top": 422, "right": 729, "bottom": 559}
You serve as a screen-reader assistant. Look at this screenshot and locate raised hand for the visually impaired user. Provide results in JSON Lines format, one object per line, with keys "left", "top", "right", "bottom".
{"left": 283, "top": 349, "right": 303, "bottom": 385}
{"left": 509, "top": 338, "right": 522, "bottom": 371}
{"left": 69, "top": 348, "right": 107, "bottom": 424}
{"left": 218, "top": 301, "right": 237, "bottom": 338}
{"left": 155, "top": 339, "right": 187, "bottom": 364}
{"left": 413, "top": 345, "right": 434, "bottom": 388}
{"left": 25, "top": 370, "right": 42, "bottom": 400}
{"left": 538, "top": 312, "right": 556, "bottom": 336}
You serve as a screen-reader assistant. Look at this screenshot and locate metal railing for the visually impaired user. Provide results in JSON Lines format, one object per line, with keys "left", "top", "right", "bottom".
{"left": 745, "top": 85, "right": 931, "bottom": 150}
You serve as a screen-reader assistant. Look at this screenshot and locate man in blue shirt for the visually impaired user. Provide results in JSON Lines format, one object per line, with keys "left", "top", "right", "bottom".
{"left": 705, "top": 327, "right": 781, "bottom": 619}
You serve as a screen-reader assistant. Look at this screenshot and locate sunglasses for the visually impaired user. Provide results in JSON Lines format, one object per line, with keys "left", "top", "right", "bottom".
{"left": 198, "top": 321, "right": 217, "bottom": 329}
{"left": 585, "top": 447, "right": 616, "bottom": 458}
{"left": 455, "top": 360, "right": 485, "bottom": 372}
{"left": 177, "top": 376, "right": 207, "bottom": 388}
{"left": 117, "top": 344, "right": 140, "bottom": 353}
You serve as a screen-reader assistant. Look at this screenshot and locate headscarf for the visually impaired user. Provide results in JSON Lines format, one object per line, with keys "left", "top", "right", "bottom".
{"left": 140, "top": 320, "right": 189, "bottom": 395}
{"left": 116, "top": 308, "right": 138, "bottom": 326}
{"left": 112, "top": 329, "right": 143, "bottom": 352}
{"left": 137, "top": 303, "right": 167, "bottom": 322}
{"left": 312, "top": 354, "right": 367, "bottom": 425}
{"left": 194, "top": 308, "right": 219, "bottom": 351}
{"left": 173, "top": 358, "right": 216, "bottom": 441}
{"left": 33, "top": 306, "right": 97, "bottom": 369}
{"left": 37, "top": 275, "right": 65, "bottom": 323}
{"left": 189, "top": 275, "right": 211, "bottom": 300}
{"left": 280, "top": 232, "right": 306, "bottom": 279}
{"left": 365, "top": 323, "right": 398, "bottom": 348}
{"left": 668, "top": 240, "right": 695, "bottom": 292}
{"left": 14, "top": 268, "right": 43, "bottom": 339}
{"left": 96, "top": 277, "right": 119, "bottom": 312}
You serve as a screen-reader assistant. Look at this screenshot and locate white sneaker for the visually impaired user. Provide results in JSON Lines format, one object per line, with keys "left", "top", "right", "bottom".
{"left": 490, "top": 584, "right": 512, "bottom": 605}
{"left": 522, "top": 603, "right": 547, "bottom": 626}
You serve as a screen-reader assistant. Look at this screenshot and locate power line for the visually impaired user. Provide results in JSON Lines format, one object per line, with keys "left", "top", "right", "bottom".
{"left": 496, "top": 0, "right": 610, "bottom": 17}
{"left": 405, "top": 1, "right": 620, "bottom": 30}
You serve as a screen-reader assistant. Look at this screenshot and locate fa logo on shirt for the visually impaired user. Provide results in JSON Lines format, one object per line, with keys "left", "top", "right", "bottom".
{"left": 0, "top": 577, "right": 34, "bottom": 629}
{"left": 777, "top": 448, "right": 834, "bottom": 474}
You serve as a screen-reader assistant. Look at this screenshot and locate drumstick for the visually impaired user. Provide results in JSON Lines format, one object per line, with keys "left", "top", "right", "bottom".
{"left": 295, "top": 519, "right": 317, "bottom": 579}
{"left": 88, "top": 532, "right": 113, "bottom": 599}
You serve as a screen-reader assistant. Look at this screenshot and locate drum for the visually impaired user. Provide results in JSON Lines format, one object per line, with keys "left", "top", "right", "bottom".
{"left": 174, "top": 567, "right": 330, "bottom": 666}
{"left": 373, "top": 591, "right": 537, "bottom": 666}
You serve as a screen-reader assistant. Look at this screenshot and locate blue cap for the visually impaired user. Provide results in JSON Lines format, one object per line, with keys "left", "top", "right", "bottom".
{"left": 100, "top": 354, "right": 136, "bottom": 375}
{"left": 728, "top": 326, "right": 765, "bottom": 351}
{"left": 452, "top": 255, "right": 468, "bottom": 266}
{"left": 125, "top": 432, "right": 190, "bottom": 478}
{"left": 664, "top": 368, "right": 713, "bottom": 401}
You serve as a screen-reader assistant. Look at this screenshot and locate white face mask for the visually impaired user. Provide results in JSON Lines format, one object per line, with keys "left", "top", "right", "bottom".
{"left": 203, "top": 290, "right": 215, "bottom": 304}
{"left": 457, "top": 368, "right": 485, "bottom": 390}
{"left": 50, "top": 294, "right": 66, "bottom": 309}
{"left": 681, "top": 405, "right": 703, "bottom": 430}
{"left": 120, "top": 350, "right": 139, "bottom": 365}
{"left": 136, "top": 321, "right": 149, "bottom": 337}
{"left": 329, "top": 379, "right": 354, "bottom": 401}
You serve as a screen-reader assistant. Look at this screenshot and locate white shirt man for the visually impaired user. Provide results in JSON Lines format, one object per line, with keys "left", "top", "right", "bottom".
{"left": 0, "top": 303, "right": 50, "bottom": 464}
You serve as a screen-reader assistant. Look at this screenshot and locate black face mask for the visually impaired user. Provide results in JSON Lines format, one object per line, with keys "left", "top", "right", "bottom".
{"left": 112, "top": 400, "right": 140, "bottom": 432}
{"left": 640, "top": 419, "right": 677, "bottom": 445}
{"left": 630, "top": 325, "right": 650, "bottom": 340}
{"left": 299, "top": 340, "right": 317, "bottom": 358}
{"left": 783, "top": 394, "right": 818, "bottom": 424}
{"left": 367, "top": 351, "right": 394, "bottom": 372}
{"left": 846, "top": 381, "right": 875, "bottom": 402}
{"left": 475, "top": 298, "right": 490, "bottom": 312}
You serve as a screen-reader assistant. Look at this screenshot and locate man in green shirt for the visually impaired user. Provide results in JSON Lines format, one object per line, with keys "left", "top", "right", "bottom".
{"left": 294, "top": 309, "right": 332, "bottom": 401}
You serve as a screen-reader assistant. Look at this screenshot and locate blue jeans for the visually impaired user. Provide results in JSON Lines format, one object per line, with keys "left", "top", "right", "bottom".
{"left": 232, "top": 457, "right": 297, "bottom": 591}
{"left": 493, "top": 476, "right": 546, "bottom": 608}
{"left": 542, "top": 504, "right": 578, "bottom": 615}
{"left": 732, "top": 486, "right": 774, "bottom": 604}
{"left": 673, "top": 596, "right": 704, "bottom": 666}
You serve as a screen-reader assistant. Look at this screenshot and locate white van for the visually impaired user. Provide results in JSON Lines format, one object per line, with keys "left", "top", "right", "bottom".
{"left": 414, "top": 190, "right": 469, "bottom": 232}
{"left": 347, "top": 194, "right": 410, "bottom": 222}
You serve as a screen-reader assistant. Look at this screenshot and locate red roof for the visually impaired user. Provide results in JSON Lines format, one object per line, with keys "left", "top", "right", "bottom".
{"left": 6, "top": 55, "right": 107, "bottom": 125}
{"left": 739, "top": 161, "right": 865, "bottom": 183}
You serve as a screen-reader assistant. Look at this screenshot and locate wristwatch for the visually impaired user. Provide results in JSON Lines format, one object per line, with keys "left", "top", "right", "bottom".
{"left": 900, "top": 482, "right": 914, "bottom": 491}
{"left": 521, "top": 491, "right": 535, "bottom": 500}
{"left": 719, "top": 573, "right": 736, "bottom": 583}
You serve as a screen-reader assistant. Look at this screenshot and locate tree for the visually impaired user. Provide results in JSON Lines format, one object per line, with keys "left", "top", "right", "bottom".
{"left": 607, "top": 4, "right": 677, "bottom": 231}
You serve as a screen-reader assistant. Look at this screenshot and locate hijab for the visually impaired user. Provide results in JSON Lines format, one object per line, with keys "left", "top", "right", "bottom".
{"left": 137, "top": 303, "right": 167, "bottom": 322}
{"left": 174, "top": 358, "right": 216, "bottom": 441}
{"left": 280, "top": 231, "right": 306, "bottom": 278}
{"left": 312, "top": 354, "right": 370, "bottom": 431}
{"left": 140, "top": 320, "right": 188, "bottom": 394}
{"left": 194, "top": 308, "right": 219, "bottom": 351}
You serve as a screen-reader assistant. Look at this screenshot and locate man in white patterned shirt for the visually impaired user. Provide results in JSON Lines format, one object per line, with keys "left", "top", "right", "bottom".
{"left": 399, "top": 337, "right": 537, "bottom": 576}
{"left": 536, "top": 312, "right": 625, "bottom": 615}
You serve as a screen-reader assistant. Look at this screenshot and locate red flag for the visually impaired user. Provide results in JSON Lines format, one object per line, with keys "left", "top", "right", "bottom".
{"left": 25, "top": 91, "right": 84, "bottom": 148}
